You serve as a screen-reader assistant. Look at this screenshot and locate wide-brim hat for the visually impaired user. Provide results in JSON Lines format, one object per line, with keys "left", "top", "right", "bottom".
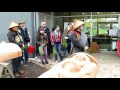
{"left": 9, "top": 21, "right": 19, "bottom": 30}
{"left": 19, "top": 20, "right": 25, "bottom": 24}
{"left": 73, "top": 19, "right": 84, "bottom": 30}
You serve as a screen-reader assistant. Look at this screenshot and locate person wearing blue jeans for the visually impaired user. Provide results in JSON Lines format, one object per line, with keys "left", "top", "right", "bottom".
{"left": 54, "top": 42, "right": 62, "bottom": 61}
{"left": 50, "top": 26, "right": 63, "bottom": 61}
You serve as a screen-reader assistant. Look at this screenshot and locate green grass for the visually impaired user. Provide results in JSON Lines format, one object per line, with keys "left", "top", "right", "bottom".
{"left": 83, "top": 29, "right": 108, "bottom": 36}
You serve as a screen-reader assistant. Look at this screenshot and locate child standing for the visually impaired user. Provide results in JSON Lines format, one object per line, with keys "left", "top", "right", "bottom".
{"left": 36, "top": 27, "right": 48, "bottom": 65}
{"left": 50, "top": 25, "right": 63, "bottom": 62}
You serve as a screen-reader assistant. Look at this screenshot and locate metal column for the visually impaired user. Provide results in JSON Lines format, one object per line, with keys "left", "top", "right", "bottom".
{"left": 90, "top": 12, "right": 93, "bottom": 46}
{"left": 118, "top": 15, "right": 120, "bottom": 29}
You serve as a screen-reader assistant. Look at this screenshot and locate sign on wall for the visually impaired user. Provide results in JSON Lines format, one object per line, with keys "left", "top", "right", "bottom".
{"left": 109, "top": 29, "right": 118, "bottom": 36}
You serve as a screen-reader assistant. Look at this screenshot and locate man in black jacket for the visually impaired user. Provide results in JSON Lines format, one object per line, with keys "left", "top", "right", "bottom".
{"left": 7, "top": 21, "right": 24, "bottom": 77}
{"left": 19, "top": 20, "right": 30, "bottom": 62}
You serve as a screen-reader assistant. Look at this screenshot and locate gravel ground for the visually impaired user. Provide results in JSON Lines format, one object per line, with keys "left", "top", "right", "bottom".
{"left": 91, "top": 51, "right": 120, "bottom": 78}
{"left": 19, "top": 62, "right": 48, "bottom": 78}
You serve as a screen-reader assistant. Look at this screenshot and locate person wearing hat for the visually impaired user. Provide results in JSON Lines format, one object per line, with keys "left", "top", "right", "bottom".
{"left": 19, "top": 20, "right": 30, "bottom": 62}
{"left": 7, "top": 21, "right": 25, "bottom": 77}
{"left": 69, "top": 19, "right": 89, "bottom": 53}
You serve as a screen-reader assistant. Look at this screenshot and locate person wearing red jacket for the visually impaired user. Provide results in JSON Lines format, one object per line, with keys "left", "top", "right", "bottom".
{"left": 50, "top": 25, "right": 63, "bottom": 62}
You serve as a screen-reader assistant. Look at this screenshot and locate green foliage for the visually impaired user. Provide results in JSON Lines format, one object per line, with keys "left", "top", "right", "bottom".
{"left": 83, "top": 29, "right": 108, "bottom": 36}
{"left": 24, "top": 44, "right": 28, "bottom": 50}
{"left": 53, "top": 47, "right": 57, "bottom": 55}
{"left": 39, "top": 46, "right": 44, "bottom": 55}
{"left": 62, "top": 39, "right": 68, "bottom": 49}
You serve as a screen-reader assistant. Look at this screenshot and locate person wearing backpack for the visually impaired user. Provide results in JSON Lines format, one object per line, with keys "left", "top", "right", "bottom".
{"left": 19, "top": 20, "right": 30, "bottom": 62}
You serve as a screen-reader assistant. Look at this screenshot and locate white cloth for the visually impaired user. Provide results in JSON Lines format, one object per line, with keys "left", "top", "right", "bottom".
{"left": 64, "top": 36, "right": 68, "bottom": 39}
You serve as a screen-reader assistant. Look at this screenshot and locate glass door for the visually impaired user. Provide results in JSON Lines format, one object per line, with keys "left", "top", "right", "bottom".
{"left": 98, "top": 23, "right": 110, "bottom": 35}
{"left": 54, "top": 17, "right": 64, "bottom": 33}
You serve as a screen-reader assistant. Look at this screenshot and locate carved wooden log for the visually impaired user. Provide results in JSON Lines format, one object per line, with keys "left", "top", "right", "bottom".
{"left": 0, "top": 43, "right": 22, "bottom": 62}
{"left": 38, "top": 52, "right": 99, "bottom": 78}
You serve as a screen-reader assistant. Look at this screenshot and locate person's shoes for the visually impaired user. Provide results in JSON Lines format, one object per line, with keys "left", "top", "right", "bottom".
{"left": 19, "top": 70, "right": 25, "bottom": 74}
{"left": 48, "top": 55, "right": 52, "bottom": 59}
{"left": 21, "top": 61, "right": 24, "bottom": 64}
{"left": 41, "top": 61, "right": 45, "bottom": 65}
{"left": 25, "top": 60, "right": 28, "bottom": 62}
{"left": 37, "top": 53, "right": 40, "bottom": 56}
{"left": 45, "top": 61, "right": 49, "bottom": 64}
{"left": 55, "top": 60, "right": 59, "bottom": 63}
{"left": 14, "top": 73, "right": 20, "bottom": 77}
{"left": 24, "top": 61, "right": 28, "bottom": 63}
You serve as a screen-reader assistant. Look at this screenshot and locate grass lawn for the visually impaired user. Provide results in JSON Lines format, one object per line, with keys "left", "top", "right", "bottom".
{"left": 83, "top": 29, "right": 108, "bottom": 36}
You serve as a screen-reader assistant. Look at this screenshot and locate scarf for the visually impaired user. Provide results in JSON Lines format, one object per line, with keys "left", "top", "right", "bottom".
{"left": 73, "top": 29, "right": 81, "bottom": 40}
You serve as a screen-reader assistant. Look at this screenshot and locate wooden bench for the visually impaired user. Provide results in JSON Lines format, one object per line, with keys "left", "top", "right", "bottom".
{"left": 0, "top": 62, "right": 15, "bottom": 78}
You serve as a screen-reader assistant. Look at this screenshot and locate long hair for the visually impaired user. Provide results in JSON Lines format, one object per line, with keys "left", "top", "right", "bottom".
{"left": 36, "top": 26, "right": 45, "bottom": 40}
{"left": 52, "top": 26, "right": 56, "bottom": 32}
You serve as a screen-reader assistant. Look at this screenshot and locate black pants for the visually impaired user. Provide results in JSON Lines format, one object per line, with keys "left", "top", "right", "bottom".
{"left": 12, "top": 57, "right": 21, "bottom": 74}
{"left": 24, "top": 42, "right": 28, "bottom": 61}
{"left": 67, "top": 45, "right": 71, "bottom": 55}
{"left": 47, "top": 41, "right": 52, "bottom": 56}
{"left": 24, "top": 48, "right": 28, "bottom": 61}
{"left": 36, "top": 43, "right": 39, "bottom": 56}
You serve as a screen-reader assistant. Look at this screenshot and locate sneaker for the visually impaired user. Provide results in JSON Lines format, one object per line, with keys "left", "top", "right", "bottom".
{"left": 58, "top": 60, "right": 61, "bottom": 62}
{"left": 21, "top": 61, "right": 24, "bottom": 64}
{"left": 55, "top": 60, "right": 59, "bottom": 63}
{"left": 14, "top": 73, "right": 20, "bottom": 77}
{"left": 45, "top": 61, "right": 49, "bottom": 64}
{"left": 24, "top": 61, "right": 28, "bottom": 63}
{"left": 41, "top": 61, "right": 45, "bottom": 65}
{"left": 19, "top": 70, "right": 25, "bottom": 74}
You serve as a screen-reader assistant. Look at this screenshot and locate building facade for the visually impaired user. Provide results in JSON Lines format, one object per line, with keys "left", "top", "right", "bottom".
{"left": 1, "top": 12, "right": 120, "bottom": 52}
{"left": 0, "top": 12, "right": 54, "bottom": 46}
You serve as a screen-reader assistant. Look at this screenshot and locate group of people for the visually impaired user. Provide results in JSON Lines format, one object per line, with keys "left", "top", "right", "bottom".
{"left": 7, "top": 19, "right": 89, "bottom": 77}
{"left": 36, "top": 23, "right": 63, "bottom": 64}
{"left": 36, "top": 19, "right": 89, "bottom": 65}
